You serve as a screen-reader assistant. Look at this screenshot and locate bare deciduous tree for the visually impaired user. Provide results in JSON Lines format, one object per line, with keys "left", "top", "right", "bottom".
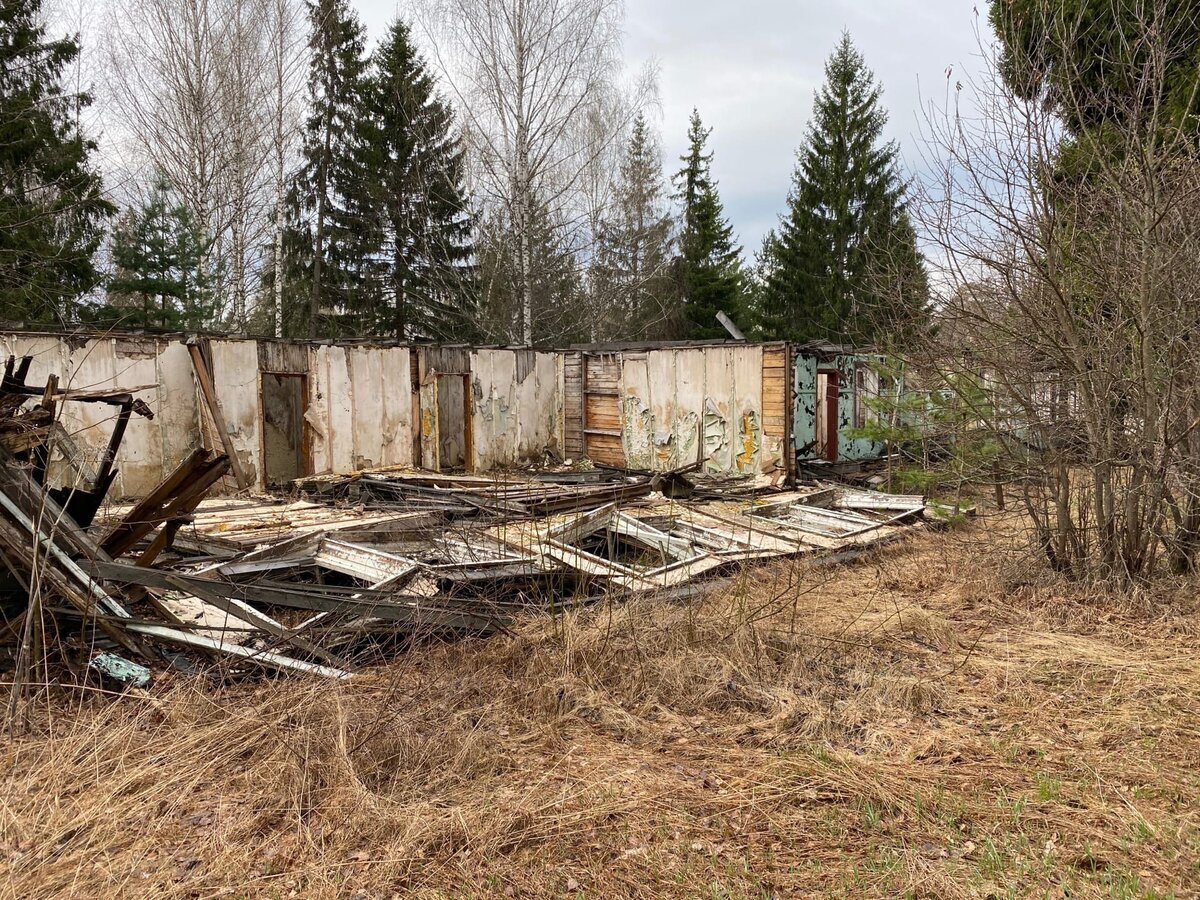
{"left": 104, "top": 0, "right": 304, "bottom": 329}
{"left": 106, "top": 0, "right": 223, "bottom": 305}
{"left": 418, "top": 0, "right": 641, "bottom": 344}
{"left": 266, "top": 0, "right": 307, "bottom": 337}
{"left": 911, "top": 0, "right": 1200, "bottom": 581}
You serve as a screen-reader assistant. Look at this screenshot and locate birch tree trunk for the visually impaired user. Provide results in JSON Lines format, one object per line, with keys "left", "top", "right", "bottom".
{"left": 419, "top": 0, "right": 641, "bottom": 345}
{"left": 107, "top": 0, "right": 284, "bottom": 328}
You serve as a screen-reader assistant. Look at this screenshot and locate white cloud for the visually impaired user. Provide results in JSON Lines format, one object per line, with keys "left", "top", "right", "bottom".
{"left": 357, "top": 0, "right": 989, "bottom": 255}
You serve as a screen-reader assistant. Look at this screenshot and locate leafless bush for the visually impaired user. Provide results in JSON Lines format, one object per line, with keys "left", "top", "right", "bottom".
{"left": 912, "top": 1, "right": 1200, "bottom": 583}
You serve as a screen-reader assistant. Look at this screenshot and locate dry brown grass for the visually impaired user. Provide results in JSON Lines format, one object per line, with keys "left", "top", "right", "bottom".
{"left": 2, "top": 515, "right": 1199, "bottom": 898}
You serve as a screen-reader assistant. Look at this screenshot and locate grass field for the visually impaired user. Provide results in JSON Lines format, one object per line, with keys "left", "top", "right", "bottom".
{"left": 2, "top": 515, "right": 1198, "bottom": 898}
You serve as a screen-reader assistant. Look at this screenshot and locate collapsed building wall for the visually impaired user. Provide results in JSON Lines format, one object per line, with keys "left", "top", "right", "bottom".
{"left": 561, "top": 342, "right": 792, "bottom": 476}
{"left": 307, "top": 343, "right": 414, "bottom": 476}
{"left": 194, "top": 340, "right": 565, "bottom": 488}
{"left": 0, "top": 332, "right": 567, "bottom": 496}
{"left": 0, "top": 334, "right": 201, "bottom": 498}
{"left": 2, "top": 332, "right": 880, "bottom": 496}
{"left": 793, "top": 344, "right": 889, "bottom": 463}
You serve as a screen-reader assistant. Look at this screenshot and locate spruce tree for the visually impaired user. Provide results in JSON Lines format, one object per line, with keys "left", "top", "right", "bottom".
{"left": 284, "top": 0, "right": 369, "bottom": 338}
{"left": 354, "top": 18, "right": 475, "bottom": 341}
{"left": 592, "top": 114, "right": 677, "bottom": 340}
{"left": 477, "top": 206, "right": 585, "bottom": 345}
{"left": 103, "top": 175, "right": 214, "bottom": 330}
{"left": 674, "top": 110, "right": 744, "bottom": 340}
{"left": 0, "top": 0, "right": 114, "bottom": 324}
{"left": 760, "top": 33, "right": 927, "bottom": 345}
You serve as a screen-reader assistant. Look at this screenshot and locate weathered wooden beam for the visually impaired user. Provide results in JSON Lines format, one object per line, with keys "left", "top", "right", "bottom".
{"left": 0, "top": 481, "right": 152, "bottom": 658}
{"left": 102, "top": 453, "right": 230, "bottom": 558}
{"left": 187, "top": 342, "right": 251, "bottom": 490}
{"left": 122, "top": 621, "right": 350, "bottom": 679}
{"left": 94, "top": 561, "right": 500, "bottom": 632}
{"left": 164, "top": 574, "right": 355, "bottom": 672}
{"left": 101, "top": 448, "right": 210, "bottom": 553}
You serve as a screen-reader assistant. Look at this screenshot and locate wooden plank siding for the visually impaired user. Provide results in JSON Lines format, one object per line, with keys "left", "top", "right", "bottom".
{"left": 583, "top": 353, "right": 626, "bottom": 466}
{"left": 257, "top": 340, "right": 309, "bottom": 375}
{"left": 761, "top": 344, "right": 790, "bottom": 435}
{"left": 563, "top": 351, "right": 584, "bottom": 458}
{"left": 762, "top": 342, "right": 793, "bottom": 478}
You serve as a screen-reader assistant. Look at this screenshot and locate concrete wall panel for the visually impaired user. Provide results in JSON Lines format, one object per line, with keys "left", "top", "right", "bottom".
{"left": 0, "top": 336, "right": 202, "bottom": 498}
{"left": 209, "top": 340, "right": 262, "bottom": 488}
{"left": 378, "top": 347, "right": 413, "bottom": 468}
{"left": 471, "top": 348, "right": 562, "bottom": 470}
{"left": 325, "top": 347, "right": 356, "bottom": 474}
{"left": 518, "top": 352, "right": 561, "bottom": 462}
{"left": 732, "top": 345, "right": 764, "bottom": 474}
{"left": 614, "top": 345, "right": 773, "bottom": 476}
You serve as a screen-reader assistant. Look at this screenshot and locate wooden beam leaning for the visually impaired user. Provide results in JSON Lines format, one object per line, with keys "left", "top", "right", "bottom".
{"left": 187, "top": 341, "right": 251, "bottom": 490}
{"left": 0, "top": 512, "right": 147, "bottom": 659}
{"left": 101, "top": 450, "right": 231, "bottom": 558}
{"left": 100, "top": 448, "right": 208, "bottom": 554}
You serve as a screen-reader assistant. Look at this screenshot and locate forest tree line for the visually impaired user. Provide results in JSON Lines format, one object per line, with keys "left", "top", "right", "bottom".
{"left": 1, "top": 0, "right": 929, "bottom": 347}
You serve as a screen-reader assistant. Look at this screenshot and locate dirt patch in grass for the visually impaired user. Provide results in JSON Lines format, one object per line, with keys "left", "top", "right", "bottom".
{"left": 2, "top": 515, "right": 1198, "bottom": 898}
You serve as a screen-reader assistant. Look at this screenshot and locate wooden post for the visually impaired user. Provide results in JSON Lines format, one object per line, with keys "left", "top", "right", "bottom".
{"left": 188, "top": 342, "right": 251, "bottom": 490}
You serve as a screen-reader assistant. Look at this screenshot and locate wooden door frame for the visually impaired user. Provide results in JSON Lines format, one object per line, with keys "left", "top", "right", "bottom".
{"left": 259, "top": 370, "right": 311, "bottom": 485}
{"left": 817, "top": 368, "right": 840, "bottom": 462}
{"left": 581, "top": 352, "right": 626, "bottom": 468}
{"left": 417, "top": 364, "right": 474, "bottom": 473}
{"left": 443, "top": 371, "right": 472, "bottom": 471}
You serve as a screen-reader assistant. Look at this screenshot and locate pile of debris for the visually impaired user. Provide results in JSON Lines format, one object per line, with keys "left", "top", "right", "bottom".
{"left": 0, "top": 355, "right": 938, "bottom": 689}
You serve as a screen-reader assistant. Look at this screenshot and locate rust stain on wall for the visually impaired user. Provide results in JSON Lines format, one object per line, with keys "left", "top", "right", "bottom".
{"left": 654, "top": 429, "right": 674, "bottom": 467}
{"left": 737, "top": 410, "right": 761, "bottom": 472}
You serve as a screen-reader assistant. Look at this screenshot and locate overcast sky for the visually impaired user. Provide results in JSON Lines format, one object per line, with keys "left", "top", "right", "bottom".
{"left": 356, "top": 0, "right": 991, "bottom": 257}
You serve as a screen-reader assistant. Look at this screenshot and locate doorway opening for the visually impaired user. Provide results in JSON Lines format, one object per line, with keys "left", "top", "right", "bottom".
{"left": 418, "top": 371, "right": 473, "bottom": 472}
{"left": 261, "top": 373, "right": 308, "bottom": 486}
{"left": 815, "top": 369, "right": 840, "bottom": 462}
{"left": 436, "top": 373, "right": 469, "bottom": 471}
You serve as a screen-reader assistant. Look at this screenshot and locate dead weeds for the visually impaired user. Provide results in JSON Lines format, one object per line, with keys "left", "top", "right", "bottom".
{"left": 1, "top": 517, "right": 1199, "bottom": 898}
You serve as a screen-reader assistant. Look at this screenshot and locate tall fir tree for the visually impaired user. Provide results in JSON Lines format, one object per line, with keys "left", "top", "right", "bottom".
{"left": 353, "top": 18, "right": 476, "bottom": 341}
{"left": 102, "top": 175, "right": 215, "bottom": 330}
{"left": 283, "top": 0, "right": 369, "bottom": 338}
{"left": 760, "top": 33, "right": 927, "bottom": 345}
{"left": 477, "top": 205, "right": 586, "bottom": 345}
{"left": 592, "top": 114, "right": 677, "bottom": 340}
{"left": 674, "top": 110, "right": 744, "bottom": 340}
{"left": 0, "top": 0, "right": 114, "bottom": 324}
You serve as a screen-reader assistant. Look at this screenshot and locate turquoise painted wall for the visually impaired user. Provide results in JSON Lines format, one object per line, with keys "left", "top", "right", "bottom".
{"left": 793, "top": 352, "right": 890, "bottom": 463}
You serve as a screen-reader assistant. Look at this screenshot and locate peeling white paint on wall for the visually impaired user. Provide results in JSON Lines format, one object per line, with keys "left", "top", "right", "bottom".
{"left": 0, "top": 334, "right": 201, "bottom": 498}
{"left": 616, "top": 345, "right": 769, "bottom": 475}
{"left": 208, "top": 340, "right": 262, "bottom": 488}
{"left": 0, "top": 333, "right": 791, "bottom": 498}
{"left": 309, "top": 344, "right": 414, "bottom": 479}
{"left": 470, "top": 349, "right": 562, "bottom": 469}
